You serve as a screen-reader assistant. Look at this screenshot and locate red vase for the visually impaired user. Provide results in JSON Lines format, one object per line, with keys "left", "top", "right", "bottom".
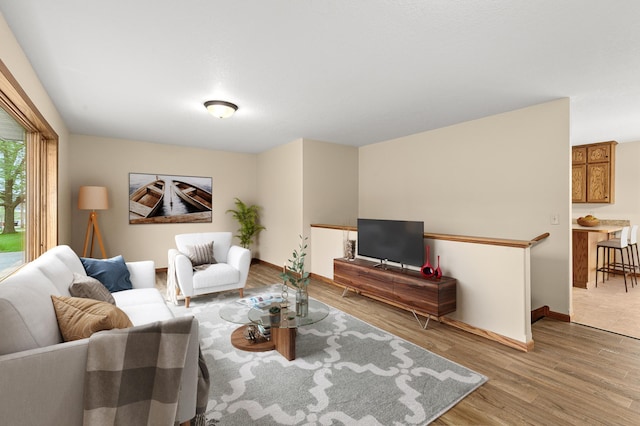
{"left": 421, "top": 245, "right": 434, "bottom": 278}
{"left": 434, "top": 255, "right": 442, "bottom": 279}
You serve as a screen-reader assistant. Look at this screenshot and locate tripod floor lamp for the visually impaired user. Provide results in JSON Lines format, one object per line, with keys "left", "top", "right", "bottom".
{"left": 78, "top": 186, "right": 109, "bottom": 258}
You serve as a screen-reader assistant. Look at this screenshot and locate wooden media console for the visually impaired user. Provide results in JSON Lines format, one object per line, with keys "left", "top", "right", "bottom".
{"left": 333, "top": 258, "right": 456, "bottom": 328}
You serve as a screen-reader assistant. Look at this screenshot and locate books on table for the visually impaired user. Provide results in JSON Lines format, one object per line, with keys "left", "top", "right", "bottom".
{"left": 237, "top": 293, "right": 284, "bottom": 310}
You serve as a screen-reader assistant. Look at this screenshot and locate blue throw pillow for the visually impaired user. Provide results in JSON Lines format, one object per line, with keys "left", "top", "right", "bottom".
{"left": 80, "top": 255, "right": 133, "bottom": 293}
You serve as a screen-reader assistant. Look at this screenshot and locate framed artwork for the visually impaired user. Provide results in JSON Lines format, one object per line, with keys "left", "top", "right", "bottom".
{"left": 129, "top": 173, "right": 212, "bottom": 224}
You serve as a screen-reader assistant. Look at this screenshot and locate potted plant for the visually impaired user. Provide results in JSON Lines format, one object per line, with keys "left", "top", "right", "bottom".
{"left": 280, "top": 235, "right": 310, "bottom": 317}
{"left": 226, "top": 198, "right": 266, "bottom": 250}
{"left": 268, "top": 305, "right": 281, "bottom": 326}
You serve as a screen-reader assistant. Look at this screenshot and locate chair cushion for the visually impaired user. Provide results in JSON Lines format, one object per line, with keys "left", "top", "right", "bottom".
{"left": 186, "top": 241, "right": 217, "bottom": 267}
{"left": 80, "top": 255, "right": 133, "bottom": 292}
{"left": 68, "top": 273, "right": 116, "bottom": 305}
{"left": 192, "top": 263, "right": 240, "bottom": 289}
{"left": 51, "top": 296, "right": 133, "bottom": 342}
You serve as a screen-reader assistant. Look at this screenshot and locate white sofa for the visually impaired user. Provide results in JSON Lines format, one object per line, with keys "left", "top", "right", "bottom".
{"left": 169, "top": 232, "right": 251, "bottom": 307}
{"left": 0, "top": 245, "right": 199, "bottom": 425}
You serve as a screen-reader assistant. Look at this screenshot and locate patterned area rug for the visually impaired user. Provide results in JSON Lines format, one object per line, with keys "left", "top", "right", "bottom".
{"left": 169, "top": 286, "right": 487, "bottom": 425}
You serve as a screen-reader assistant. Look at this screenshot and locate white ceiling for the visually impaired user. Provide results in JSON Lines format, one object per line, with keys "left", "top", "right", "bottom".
{"left": 2, "top": 1, "right": 640, "bottom": 153}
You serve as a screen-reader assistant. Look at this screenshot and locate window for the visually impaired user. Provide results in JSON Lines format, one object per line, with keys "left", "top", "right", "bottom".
{"left": 0, "top": 108, "right": 26, "bottom": 278}
{"left": 0, "top": 59, "right": 58, "bottom": 279}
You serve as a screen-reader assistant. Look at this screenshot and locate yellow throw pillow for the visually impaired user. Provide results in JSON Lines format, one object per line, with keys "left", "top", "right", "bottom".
{"left": 51, "top": 295, "right": 133, "bottom": 342}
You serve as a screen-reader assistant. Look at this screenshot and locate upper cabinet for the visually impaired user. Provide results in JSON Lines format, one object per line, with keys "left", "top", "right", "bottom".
{"left": 572, "top": 141, "right": 617, "bottom": 204}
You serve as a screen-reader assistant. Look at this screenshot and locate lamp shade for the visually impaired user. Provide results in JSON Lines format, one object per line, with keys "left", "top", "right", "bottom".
{"left": 78, "top": 186, "right": 109, "bottom": 210}
{"left": 204, "top": 100, "right": 238, "bottom": 118}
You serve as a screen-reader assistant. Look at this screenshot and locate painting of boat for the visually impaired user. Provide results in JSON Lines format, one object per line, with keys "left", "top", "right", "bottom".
{"left": 129, "top": 179, "right": 165, "bottom": 219}
{"left": 172, "top": 180, "right": 212, "bottom": 211}
{"left": 129, "top": 173, "right": 212, "bottom": 224}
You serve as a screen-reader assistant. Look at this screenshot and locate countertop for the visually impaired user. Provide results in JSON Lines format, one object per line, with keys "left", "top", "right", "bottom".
{"left": 572, "top": 224, "right": 622, "bottom": 233}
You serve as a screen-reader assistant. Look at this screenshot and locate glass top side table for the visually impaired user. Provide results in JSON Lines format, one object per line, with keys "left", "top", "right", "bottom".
{"left": 219, "top": 297, "right": 330, "bottom": 360}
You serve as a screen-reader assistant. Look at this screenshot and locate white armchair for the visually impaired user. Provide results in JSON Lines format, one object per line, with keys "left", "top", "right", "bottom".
{"left": 168, "top": 232, "right": 251, "bottom": 307}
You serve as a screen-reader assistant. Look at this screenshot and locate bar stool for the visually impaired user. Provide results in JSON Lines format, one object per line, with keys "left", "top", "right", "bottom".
{"left": 609, "top": 224, "right": 639, "bottom": 287}
{"left": 596, "top": 226, "right": 632, "bottom": 292}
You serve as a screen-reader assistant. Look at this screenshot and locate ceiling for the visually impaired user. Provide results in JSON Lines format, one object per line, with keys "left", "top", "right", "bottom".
{"left": 2, "top": 1, "right": 640, "bottom": 154}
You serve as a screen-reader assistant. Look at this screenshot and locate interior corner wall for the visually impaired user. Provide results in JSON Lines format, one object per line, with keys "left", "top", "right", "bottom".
{"left": 358, "top": 98, "right": 571, "bottom": 315}
{"left": 0, "top": 12, "right": 72, "bottom": 244}
{"left": 302, "top": 139, "right": 359, "bottom": 229}
{"left": 257, "top": 139, "right": 304, "bottom": 267}
{"left": 257, "top": 139, "right": 359, "bottom": 269}
{"left": 68, "top": 134, "right": 258, "bottom": 267}
{"left": 302, "top": 139, "right": 359, "bottom": 267}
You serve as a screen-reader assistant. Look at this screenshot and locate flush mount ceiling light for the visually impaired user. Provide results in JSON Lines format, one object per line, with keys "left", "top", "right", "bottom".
{"left": 204, "top": 100, "right": 238, "bottom": 118}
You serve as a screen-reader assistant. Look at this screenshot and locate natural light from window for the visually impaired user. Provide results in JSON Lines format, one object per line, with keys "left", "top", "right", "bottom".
{"left": 0, "top": 107, "right": 26, "bottom": 279}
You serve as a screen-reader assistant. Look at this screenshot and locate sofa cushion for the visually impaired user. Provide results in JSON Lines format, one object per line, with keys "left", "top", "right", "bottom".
{"left": 112, "top": 288, "right": 175, "bottom": 326}
{"left": 51, "top": 296, "right": 133, "bottom": 342}
{"left": 69, "top": 273, "right": 116, "bottom": 304}
{"left": 192, "top": 263, "right": 240, "bottom": 289}
{"left": 81, "top": 255, "right": 133, "bottom": 293}
{"left": 186, "top": 241, "right": 217, "bottom": 267}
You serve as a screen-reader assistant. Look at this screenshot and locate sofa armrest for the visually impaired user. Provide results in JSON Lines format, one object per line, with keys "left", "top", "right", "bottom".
{"left": 126, "top": 260, "right": 155, "bottom": 289}
{"left": 171, "top": 249, "right": 195, "bottom": 297}
{"left": 227, "top": 245, "right": 252, "bottom": 286}
{"left": 0, "top": 339, "right": 88, "bottom": 425}
{"left": 0, "top": 319, "right": 200, "bottom": 425}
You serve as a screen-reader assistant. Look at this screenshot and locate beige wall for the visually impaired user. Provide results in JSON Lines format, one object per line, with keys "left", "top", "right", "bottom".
{"left": 256, "top": 139, "right": 358, "bottom": 269}
{"left": 359, "top": 99, "right": 572, "bottom": 315}
{"left": 257, "top": 139, "right": 304, "bottom": 267}
{"left": 0, "top": 12, "right": 72, "bottom": 244}
{"left": 573, "top": 140, "right": 640, "bottom": 226}
{"left": 303, "top": 139, "right": 359, "bottom": 228}
{"left": 68, "top": 134, "right": 257, "bottom": 266}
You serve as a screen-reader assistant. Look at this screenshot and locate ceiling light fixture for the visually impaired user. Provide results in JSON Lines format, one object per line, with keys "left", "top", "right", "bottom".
{"left": 204, "top": 100, "right": 238, "bottom": 118}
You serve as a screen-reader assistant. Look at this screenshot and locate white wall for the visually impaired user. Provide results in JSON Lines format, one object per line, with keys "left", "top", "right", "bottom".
{"left": 358, "top": 99, "right": 571, "bottom": 315}
{"left": 0, "top": 12, "right": 72, "bottom": 244}
{"left": 68, "top": 134, "right": 257, "bottom": 266}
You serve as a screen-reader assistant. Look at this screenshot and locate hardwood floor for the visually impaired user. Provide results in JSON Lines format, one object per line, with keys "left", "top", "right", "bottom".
{"left": 160, "top": 263, "right": 640, "bottom": 425}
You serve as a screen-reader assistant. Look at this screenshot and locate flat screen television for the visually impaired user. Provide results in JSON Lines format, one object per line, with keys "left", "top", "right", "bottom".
{"left": 357, "top": 218, "right": 425, "bottom": 267}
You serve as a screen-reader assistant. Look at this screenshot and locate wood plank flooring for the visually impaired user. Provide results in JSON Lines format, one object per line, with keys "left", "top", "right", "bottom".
{"left": 159, "top": 263, "right": 640, "bottom": 425}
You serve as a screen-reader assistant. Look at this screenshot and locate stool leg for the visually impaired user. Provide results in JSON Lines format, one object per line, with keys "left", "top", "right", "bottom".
{"left": 620, "top": 248, "right": 628, "bottom": 292}
{"left": 606, "top": 248, "right": 615, "bottom": 279}
{"left": 629, "top": 245, "right": 638, "bottom": 288}
{"left": 634, "top": 243, "right": 640, "bottom": 287}
{"left": 596, "top": 245, "right": 600, "bottom": 287}
{"left": 631, "top": 243, "right": 639, "bottom": 288}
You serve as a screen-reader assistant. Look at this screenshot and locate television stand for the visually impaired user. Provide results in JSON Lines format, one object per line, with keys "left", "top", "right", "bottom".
{"left": 333, "top": 258, "right": 456, "bottom": 328}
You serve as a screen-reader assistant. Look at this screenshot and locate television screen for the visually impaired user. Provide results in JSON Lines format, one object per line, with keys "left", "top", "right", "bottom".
{"left": 357, "top": 219, "right": 425, "bottom": 267}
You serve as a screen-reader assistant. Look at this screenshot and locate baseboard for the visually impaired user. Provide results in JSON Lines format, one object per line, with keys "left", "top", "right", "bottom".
{"left": 439, "top": 317, "right": 534, "bottom": 352}
{"left": 531, "top": 305, "right": 570, "bottom": 323}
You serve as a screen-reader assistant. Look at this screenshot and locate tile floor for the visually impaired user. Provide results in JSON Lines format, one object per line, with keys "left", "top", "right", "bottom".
{"left": 572, "top": 275, "right": 640, "bottom": 339}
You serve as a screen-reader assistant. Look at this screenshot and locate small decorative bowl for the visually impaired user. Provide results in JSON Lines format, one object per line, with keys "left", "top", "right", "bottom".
{"left": 577, "top": 217, "right": 600, "bottom": 227}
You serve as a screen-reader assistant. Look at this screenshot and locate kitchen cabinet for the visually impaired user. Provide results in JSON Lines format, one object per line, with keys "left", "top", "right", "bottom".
{"left": 572, "top": 141, "right": 617, "bottom": 203}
